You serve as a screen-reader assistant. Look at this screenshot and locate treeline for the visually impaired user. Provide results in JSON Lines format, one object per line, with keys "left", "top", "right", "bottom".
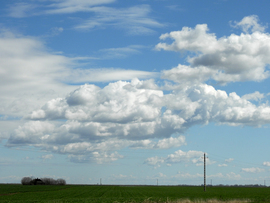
{"left": 214, "top": 184, "right": 268, "bottom": 187}
{"left": 21, "top": 176, "right": 66, "bottom": 185}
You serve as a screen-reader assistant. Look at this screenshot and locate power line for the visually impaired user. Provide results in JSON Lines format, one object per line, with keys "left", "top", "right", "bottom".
{"left": 207, "top": 152, "right": 265, "bottom": 168}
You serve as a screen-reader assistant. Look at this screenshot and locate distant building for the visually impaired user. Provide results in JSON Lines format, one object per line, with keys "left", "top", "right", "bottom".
{"left": 30, "top": 178, "right": 45, "bottom": 185}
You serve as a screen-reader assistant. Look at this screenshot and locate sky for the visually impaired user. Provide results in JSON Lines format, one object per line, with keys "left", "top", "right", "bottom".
{"left": 1, "top": 0, "right": 270, "bottom": 186}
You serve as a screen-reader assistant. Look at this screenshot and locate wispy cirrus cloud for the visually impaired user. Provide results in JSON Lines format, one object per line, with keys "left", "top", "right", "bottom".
{"left": 6, "top": 0, "right": 115, "bottom": 17}
{"left": 0, "top": 30, "right": 156, "bottom": 118}
{"left": 7, "top": 2, "right": 38, "bottom": 18}
{"left": 166, "top": 5, "right": 184, "bottom": 11}
{"left": 6, "top": 1, "right": 164, "bottom": 35}
{"left": 45, "top": 0, "right": 116, "bottom": 14}
{"left": 98, "top": 45, "right": 145, "bottom": 59}
{"left": 74, "top": 5, "right": 164, "bottom": 35}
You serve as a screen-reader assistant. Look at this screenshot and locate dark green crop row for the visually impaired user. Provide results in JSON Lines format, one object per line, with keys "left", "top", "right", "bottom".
{"left": 1, "top": 184, "right": 270, "bottom": 202}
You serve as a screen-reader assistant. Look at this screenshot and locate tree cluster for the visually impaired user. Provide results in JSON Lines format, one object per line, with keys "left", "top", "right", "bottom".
{"left": 21, "top": 176, "right": 66, "bottom": 185}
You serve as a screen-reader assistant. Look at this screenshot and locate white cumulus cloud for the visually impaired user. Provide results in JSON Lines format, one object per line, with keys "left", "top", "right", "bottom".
{"left": 231, "top": 15, "right": 267, "bottom": 34}
{"left": 218, "top": 164, "right": 227, "bottom": 167}
{"left": 156, "top": 16, "right": 270, "bottom": 84}
{"left": 263, "top": 161, "right": 270, "bottom": 166}
{"left": 225, "top": 158, "right": 234, "bottom": 163}
{"left": 6, "top": 78, "right": 270, "bottom": 163}
{"left": 0, "top": 30, "right": 156, "bottom": 118}
{"left": 242, "top": 167, "right": 265, "bottom": 173}
{"left": 242, "top": 91, "right": 264, "bottom": 101}
{"left": 144, "top": 150, "right": 208, "bottom": 167}
{"left": 4, "top": 16, "right": 270, "bottom": 165}
{"left": 41, "top": 154, "right": 53, "bottom": 160}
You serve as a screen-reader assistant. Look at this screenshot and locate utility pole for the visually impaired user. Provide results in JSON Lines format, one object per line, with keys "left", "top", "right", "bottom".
{"left": 204, "top": 153, "right": 206, "bottom": 192}
{"left": 157, "top": 179, "right": 158, "bottom": 186}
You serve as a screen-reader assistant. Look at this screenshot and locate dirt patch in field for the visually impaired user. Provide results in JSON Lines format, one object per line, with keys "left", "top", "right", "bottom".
{"left": 0, "top": 193, "right": 20, "bottom": 196}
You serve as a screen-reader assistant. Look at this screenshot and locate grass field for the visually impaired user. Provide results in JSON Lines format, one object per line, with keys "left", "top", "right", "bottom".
{"left": 1, "top": 184, "right": 270, "bottom": 203}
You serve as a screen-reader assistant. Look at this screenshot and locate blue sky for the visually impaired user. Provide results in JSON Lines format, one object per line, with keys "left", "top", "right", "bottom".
{"left": 1, "top": 0, "right": 270, "bottom": 186}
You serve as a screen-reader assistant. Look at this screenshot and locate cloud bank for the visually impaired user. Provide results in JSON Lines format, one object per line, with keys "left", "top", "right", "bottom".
{"left": 6, "top": 78, "right": 270, "bottom": 163}
{"left": 4, "top": 15, "right": 270, "bottom": 164}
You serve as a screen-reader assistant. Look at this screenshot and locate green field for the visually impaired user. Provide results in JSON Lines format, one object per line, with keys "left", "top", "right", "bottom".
{"left": 1, "top": 184, "right": 270, "bottom": 203}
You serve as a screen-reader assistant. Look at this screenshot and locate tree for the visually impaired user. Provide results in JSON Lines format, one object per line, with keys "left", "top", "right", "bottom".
{"left": 21, "top": 176, "right": 33, "bottom": 185}
{"left": 56, "top": 178, "right": 66, "bottom": 185}
{"left": 21, "top": 176, "right": 66, "bottom": 185}
{"left": 41, "top": 177, "right": 56, "bottom": 185}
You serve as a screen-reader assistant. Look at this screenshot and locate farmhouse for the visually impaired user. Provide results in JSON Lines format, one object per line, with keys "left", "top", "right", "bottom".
{"left": 30, "top": 178, "right": 45, "bottom": 185}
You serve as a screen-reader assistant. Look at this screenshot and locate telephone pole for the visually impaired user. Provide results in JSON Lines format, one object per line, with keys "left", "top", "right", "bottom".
{"left": 204, "top": 153, "right": 206, "bottom": 192}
